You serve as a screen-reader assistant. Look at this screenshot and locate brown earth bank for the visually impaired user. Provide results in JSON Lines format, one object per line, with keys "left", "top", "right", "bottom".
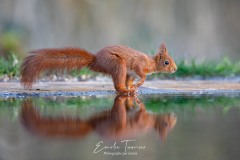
{"left": 0, "top": 80, "right": 240, "bottom": 98}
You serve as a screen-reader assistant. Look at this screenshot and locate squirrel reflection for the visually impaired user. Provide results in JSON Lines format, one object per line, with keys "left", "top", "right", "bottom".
{"left": 21, "top": 96, "right": 177, "bottom": 141}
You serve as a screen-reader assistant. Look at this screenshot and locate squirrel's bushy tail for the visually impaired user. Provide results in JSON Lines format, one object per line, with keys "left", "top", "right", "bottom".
{"left": 21, "top": 48, "right": 95, "bottom": 88}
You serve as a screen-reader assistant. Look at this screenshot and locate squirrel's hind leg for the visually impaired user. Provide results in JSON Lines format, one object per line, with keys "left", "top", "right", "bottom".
{"left": 112, "top": 67, "right": 127, "bottom": 93}
{"left": 110, "top": 61, "right": 134, "bottom": 94}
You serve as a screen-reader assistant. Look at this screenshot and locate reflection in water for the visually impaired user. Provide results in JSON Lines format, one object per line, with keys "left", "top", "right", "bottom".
{"left": 20, "top": 96, "right": 177, "bottom": 141}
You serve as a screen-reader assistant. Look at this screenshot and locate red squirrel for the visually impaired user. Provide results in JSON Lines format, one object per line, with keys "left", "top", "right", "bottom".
{"left": 21, "top": 43, "right": 177, "bottom": 93}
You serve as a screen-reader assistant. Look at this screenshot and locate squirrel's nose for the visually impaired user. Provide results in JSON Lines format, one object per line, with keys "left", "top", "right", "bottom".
{"left": 172, "top": 67, "right": 177, "bottom": 72}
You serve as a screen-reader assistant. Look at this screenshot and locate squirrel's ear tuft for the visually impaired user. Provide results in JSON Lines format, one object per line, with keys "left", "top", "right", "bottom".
{"left": 159, "top": 42, "right": 167, "bottom": 54}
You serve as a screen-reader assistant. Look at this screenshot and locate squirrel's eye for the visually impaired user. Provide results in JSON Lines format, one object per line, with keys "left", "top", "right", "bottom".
{"left": 164, "top": 60, "right": 169, "bottom": 65}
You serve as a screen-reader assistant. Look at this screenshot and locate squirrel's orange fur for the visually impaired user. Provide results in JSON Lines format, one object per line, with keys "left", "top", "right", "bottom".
{"left": 21, "top": 43, "right": 177, "bottom": 93}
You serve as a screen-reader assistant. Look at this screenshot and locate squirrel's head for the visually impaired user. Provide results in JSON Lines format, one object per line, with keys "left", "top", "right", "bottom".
{"left": 154, "top": 43, "right": 177, "bottom": 73}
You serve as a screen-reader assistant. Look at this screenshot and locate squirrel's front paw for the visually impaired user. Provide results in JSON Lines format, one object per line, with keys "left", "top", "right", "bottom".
{"left": 118, "top": 89, "right": 136, "bottom": 96}
{"left": 129, "top": 85, "right": 137, "bottom": 90}
{"left": 116, "top": 85, "right": 137, "bottom": 96}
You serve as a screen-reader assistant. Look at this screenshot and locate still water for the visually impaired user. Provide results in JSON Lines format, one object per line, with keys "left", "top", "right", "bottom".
{"left": 0, "top": 95, "right": 240, "bottom": 160}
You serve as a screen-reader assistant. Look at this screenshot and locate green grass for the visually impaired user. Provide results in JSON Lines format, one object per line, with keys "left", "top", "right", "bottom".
{"left": 178, "top": 58, "right": 240, "bottom": 77}
{"left": 0, "top": 52, "right": 20, "bottom": 78}
{"left": 0, "top": 53, "right": 240, "bottom": 79}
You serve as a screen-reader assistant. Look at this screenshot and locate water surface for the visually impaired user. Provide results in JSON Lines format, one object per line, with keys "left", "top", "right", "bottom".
{"left": 0, "top": 95, "right": 240, "bottom": 160}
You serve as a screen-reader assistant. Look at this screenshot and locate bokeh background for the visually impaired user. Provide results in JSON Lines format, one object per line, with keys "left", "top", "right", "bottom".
{"left": 0, "top": 0, "right": 240, "bottom": 60}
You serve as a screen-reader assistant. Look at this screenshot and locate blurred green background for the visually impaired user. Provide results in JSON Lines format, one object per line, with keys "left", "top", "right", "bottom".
{"left": 0, "top": 0, "right": 240, "bottom": 79}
